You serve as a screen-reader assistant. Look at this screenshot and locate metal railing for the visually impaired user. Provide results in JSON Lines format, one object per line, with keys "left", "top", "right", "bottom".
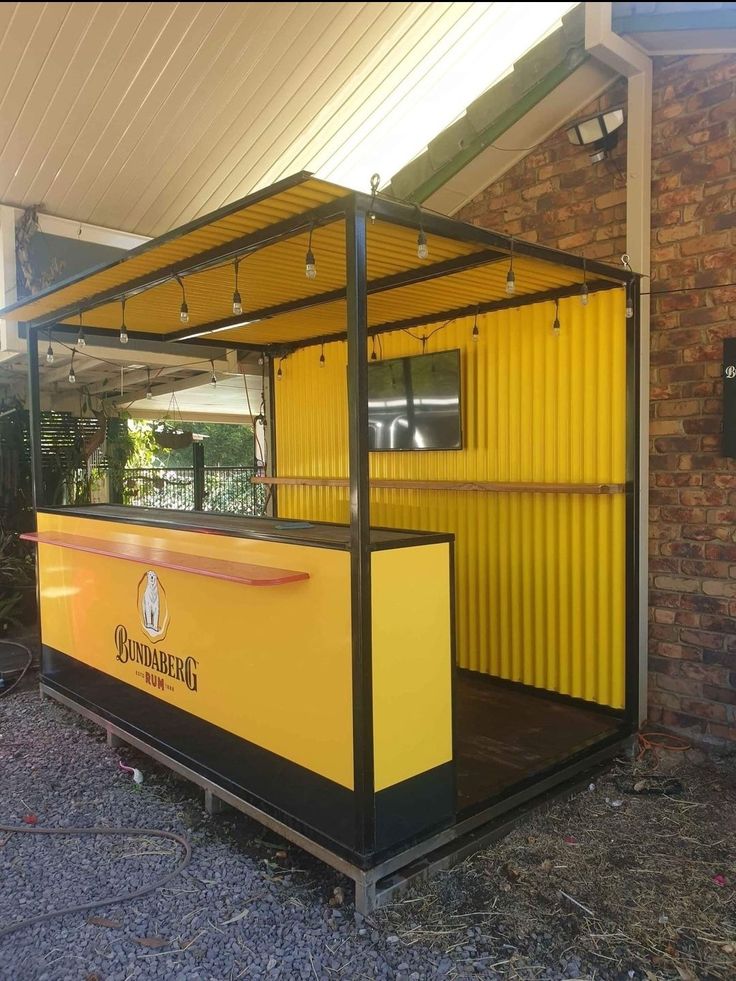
{"left": 119, "top": 466, "right": 266, "bottom": 515}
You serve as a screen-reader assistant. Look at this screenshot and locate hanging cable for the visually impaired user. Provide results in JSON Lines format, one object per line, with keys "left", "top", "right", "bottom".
{"left": 305, "top": 225, "right": 316, "bottom": 280}
{"left": 177, "top": 276, "right": 189, "bottom": 323}
{"left": 145, "top": 367, "right": 153, "bottom": 399}
{"left": 76, "top": 311, "right": 86, "bottom": 348}
{"left": 232, "top": 259, "right": 242, "bottom": 315}
{"left": 506, "top": 238, "right": 516, "bottom": 295}
{"left": 119, "top": 298, "right": 129, "bottom": 345}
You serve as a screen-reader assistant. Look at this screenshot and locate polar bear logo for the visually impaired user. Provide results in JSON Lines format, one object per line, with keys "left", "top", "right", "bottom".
{"left": 142, "top": 570, "right": 160, "bottom": 636}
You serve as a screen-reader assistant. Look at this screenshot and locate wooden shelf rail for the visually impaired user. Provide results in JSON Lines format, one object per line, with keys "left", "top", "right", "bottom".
{"left": 21, "top": 532, "right": 310, "bottom": 586}
{"left": 251, "top": 476, "right": 625, "bottom": 495}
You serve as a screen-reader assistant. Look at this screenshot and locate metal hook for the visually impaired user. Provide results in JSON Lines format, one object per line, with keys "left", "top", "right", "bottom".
{"left": 621, "top": 253, "right": 632, "bottom": 271}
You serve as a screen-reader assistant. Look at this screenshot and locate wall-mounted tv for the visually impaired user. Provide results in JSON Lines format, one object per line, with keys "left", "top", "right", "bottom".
{"left": 367, "top": 349, "right": 462, "bottom": 451}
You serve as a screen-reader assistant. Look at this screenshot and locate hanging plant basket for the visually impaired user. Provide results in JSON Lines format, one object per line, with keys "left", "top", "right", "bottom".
{"left": 154, "top": 426, "right": 193, "bottom": 450}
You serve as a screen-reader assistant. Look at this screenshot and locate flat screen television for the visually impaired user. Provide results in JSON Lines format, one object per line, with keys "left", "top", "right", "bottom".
{"left": 367, "top": 349, "right": 462, "bottom": 451}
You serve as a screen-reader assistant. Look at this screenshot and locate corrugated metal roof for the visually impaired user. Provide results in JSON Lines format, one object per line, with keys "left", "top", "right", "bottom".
{"left": 0, "top": 174, "right": 628, "bottom": 350}
{"left": 0, "top": 2, "right": 577, "bottom": 237}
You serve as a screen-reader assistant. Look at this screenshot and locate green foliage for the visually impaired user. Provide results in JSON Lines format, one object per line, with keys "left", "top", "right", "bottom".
{"left": 135, "top": 420, "right": 256, "bottom": 468}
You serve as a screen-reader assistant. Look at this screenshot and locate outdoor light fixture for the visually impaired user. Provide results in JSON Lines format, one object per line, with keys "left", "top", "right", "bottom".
{"left": 552, "top": 298, "right": 561, "bottom": 337}
{"left": 506, "top": 239, "right": 515, "bottom": 295}
{"left": 177, "top": 276, "right": 189, "bottom": 323}
{"left": 119, "top": 298, "right": 129, "bottom": 344}
{"left": 232, "top": 259, "right": 242, "bottom": 315}
{"left": 472, "top": 307, "right": 480, "bottom": 342}
{"left": 46, "top": 331, "right": 54, "bottom": 364}
{"left": 68, "top": 352, "right": 76, "bottom": 384}
{"left": 305, "top": 225, "right": 316, "bottom": 280}
{"left": 370, "top": 337, "right": 378, "bottom": 361}
{"left": 146, "top": 368, "right": 153, "bottom": 399}
{"left": 626, "top": 283, "right": 634, "bottom": 319}
{"left": 580, "top": 258, "right": 589, "bottom": 307}
{"left": 416, "top": 206, "right": 428, "bottom": 260}
{"left": 319, "top": 343, "right": 326, "bottom": 368}
{"left": 77, "top": 312, "right": 86, "bottom": 348}
{"left": 566, "top": 108, "right": 624, "bottom": 164}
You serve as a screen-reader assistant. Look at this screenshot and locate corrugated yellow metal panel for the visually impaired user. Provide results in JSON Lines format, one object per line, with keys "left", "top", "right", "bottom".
{"left": 275, "top": 290, "right": 627, "bottom": 708}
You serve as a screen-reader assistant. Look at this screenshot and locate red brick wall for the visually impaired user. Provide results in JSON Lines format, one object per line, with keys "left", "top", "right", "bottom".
{"left": 457, "top": 54, "right": 736, "bottom": 744}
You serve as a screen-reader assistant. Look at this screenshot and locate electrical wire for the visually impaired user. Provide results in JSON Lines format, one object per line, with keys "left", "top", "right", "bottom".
{"left": 0, "top": 824, "right": 192, "bottom": 940}
{"left": 0, "top": 640, "right": 33, "bottom": 698}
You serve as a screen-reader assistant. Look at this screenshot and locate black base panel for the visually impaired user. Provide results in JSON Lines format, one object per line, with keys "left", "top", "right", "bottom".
{"left": 375, "top": 761, "right": 454, "bottom": 851}
{"left": 42, "top": 646, "right": 361, "bottom": 860}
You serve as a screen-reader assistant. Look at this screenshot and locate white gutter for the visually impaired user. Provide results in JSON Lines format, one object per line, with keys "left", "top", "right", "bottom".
{"left": 585, "top": 2, "right": 652, "bottom": 725}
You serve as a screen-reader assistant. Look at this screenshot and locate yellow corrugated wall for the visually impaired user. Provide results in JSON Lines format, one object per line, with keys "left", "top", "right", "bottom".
{"left": 275, "top": 291, "right": 627, "bottom": 708}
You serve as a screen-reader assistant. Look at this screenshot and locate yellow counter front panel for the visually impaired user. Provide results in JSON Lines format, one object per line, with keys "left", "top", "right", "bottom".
{"left": 371, "top": 543, "right": 453, "bottom": 792}
{"left": 36, "top": 512, "right": 354, "bottom": 789}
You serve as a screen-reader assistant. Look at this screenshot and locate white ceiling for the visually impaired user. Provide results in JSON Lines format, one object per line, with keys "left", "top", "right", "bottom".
{"left": 126, "top": 372, "right": 263, "bottom": 424}
{"left": 0, "top": 1, "right": 575, "bottom": 237}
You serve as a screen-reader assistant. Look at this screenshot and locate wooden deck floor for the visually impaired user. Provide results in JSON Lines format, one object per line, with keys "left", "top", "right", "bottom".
{"left": 455, "top": 671, "right": 622, "bottom": 810}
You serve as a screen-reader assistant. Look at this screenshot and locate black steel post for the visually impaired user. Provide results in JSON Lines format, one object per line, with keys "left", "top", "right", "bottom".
{"left": 193, "top": 441, "right": 205, "bottom": 511}
{"left": 26, "top": 324, "right": 44, "bottom": 510}
{"left": 624, "top": 278, "right": 641, "bottom": 727}
{"left": 345, "top": 202, "right": 374, "bottom": 857}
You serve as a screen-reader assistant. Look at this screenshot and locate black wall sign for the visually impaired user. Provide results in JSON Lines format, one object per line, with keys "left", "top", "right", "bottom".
{"left": 724, "top": 339, "right": 736, "bottom": 458}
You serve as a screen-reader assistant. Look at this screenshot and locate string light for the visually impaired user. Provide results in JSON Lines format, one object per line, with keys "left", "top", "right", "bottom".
{"left": 626, "top": 283, "right": 634, "bottom": 319}
{"left": 277, "top": 358, "right": 284, "bottom": 379}
{"left": 368, "top": 173, "right": 380, "bottom": 223}
{"left": 257, "top": 353, "right": 265, "bottom": 367}
{"left": 68, "top": 351, "right": 76, "bottom": 384}
{"left": 76, "top": 311, "right": 86, "bottom": 348}
{"left": 177, "top": 276, "right": 189, "bottom": 323}
{"left": 319, "top": 343, "right": 326, "bottom": 368}
{"left": 305, "top": 225, "right": 316, "bottom": 280}
{"left": 232, "top": 259, "right": 242, "bottom": 315}
{"left": 210, "top": 360, "right": 217, "bottom": 387}
{"left": 146, "top": 368, "right": 153, "bottom": 399}
{"left": 370, "top": 336, "right": 378, "bottom": 361}
{"left": 45, "top": 330, "right": 54, "bottom": 365}
{"left": 119, "top": 298, "right": 129, "bottom": 344}
{"left": 552, "top": 298, "right": 561, "bottom": 337}
{"left": 506, "top": 238, "right": 516, "bottom": 295}
{"left": 416, "top": 206, "right": 428, "bottom": 260}
{"left": 472, "top": 306, "right": 480, "bottom": 342}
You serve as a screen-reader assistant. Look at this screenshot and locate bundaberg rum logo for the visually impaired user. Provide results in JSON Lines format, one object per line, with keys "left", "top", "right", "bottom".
{"left": 113, "top": 570, "right": 198, "bottom": 693}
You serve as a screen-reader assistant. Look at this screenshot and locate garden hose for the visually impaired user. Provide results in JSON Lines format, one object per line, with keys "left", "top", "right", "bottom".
{"left": 0, "top": 639, "right": 33, "bottom": 698}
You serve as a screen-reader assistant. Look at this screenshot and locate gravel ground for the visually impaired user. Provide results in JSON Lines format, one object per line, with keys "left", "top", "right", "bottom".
{"left": 1, "top": 659, "right": 734, "bottom": 981}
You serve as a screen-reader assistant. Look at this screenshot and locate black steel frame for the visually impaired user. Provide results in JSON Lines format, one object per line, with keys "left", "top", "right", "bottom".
{"left": 22, "top": 177, "right": 642, "bottom": 892}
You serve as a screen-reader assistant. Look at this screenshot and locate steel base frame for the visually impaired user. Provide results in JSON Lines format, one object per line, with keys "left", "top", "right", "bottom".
{"left": 40, "top": 682, "right": 633, "bottom": 914}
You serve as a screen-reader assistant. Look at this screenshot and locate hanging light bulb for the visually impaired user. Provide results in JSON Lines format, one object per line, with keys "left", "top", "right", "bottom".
{"left": 119, "top": 297, "right": 129, "bottom": 344}
{"left": 370, "top": 337, "right": 378, "bottom": 361}
{"left": 472, "top": 307, "right": 480, "bottom": 342}
{"left": 305, "top": 225, "right": 316, "bottom": 280}
{"left": 625, "top": 284, "right": 634, "bottom": 319}
{"left": 506, "top": 238, "right": 516, "bottom": 295}
{"left": 77, "top": 311, "right": 87, "bottom": 348}
{"left": 415, "top": 204, "right": 429, "bottom": 259}
{"left": 210, "top": 360, "right": 217, "bottom": 387}
{"left": 68, "top": 352, "right": 76, "bottom": 384}
{"left": 277, "top": 359, "right": 284, "bottom": 379}
{"left": 552, "top": 298, "right": 561, "bottom": 337}
{"left": 232, "top": 259, "right": 242, "bottom": 315}
{"left": 319, "top": 344, "right": 326, "bottom": 368}
{"left": 257, "top": 354, "right": 265, "bottom": 367}
{"left": 145, "top": 368, "right": 153, "bottom": 400}
{"left": 45, "top": 332, "right": 54, "bottom": 365}
{"left": 177, "top": 276, "right": 189, "bottom": 323}
{"left": 580, "top": 257, "right": 589, "bottom": 306}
